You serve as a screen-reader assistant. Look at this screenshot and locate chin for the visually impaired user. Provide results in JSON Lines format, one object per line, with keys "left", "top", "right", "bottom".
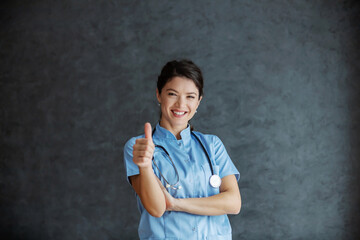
{"left": 168, "top": 117, "right": 190, "bottom": 126}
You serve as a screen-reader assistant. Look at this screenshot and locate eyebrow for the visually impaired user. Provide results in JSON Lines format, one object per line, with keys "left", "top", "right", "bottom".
{"left": 166, "top": 88, "right": 198, "bottom": 95}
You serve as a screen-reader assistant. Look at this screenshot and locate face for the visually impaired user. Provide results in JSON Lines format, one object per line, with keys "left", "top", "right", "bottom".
{"left": 157, "top": 76, "right": 202, "bottom": 131}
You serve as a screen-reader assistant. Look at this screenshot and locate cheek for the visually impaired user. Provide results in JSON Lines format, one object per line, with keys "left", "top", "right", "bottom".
{"left": 162, "top": 99, "right": 172, "bottom": 108}
{"left": 161, "top": 100, "right": 173, "bottom": 111}
{"left": 189, "top": 102, "right": 199, "bottom": 110}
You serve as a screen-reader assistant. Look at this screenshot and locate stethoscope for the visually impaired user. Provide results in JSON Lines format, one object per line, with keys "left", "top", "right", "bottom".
{"left": 151, "top": 127, "right": 222, "bottom": 190}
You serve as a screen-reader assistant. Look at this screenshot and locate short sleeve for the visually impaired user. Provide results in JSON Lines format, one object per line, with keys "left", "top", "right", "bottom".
{"left": 212, "top": 135, "right": 240, "bottom": 181}
{"left": 123, "top": 137, "right": 140, "bottom": 184}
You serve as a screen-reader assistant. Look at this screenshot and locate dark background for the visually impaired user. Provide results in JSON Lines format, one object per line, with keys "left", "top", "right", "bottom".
{"left": 1, "top": 0, "right": 359, "bottom": 239}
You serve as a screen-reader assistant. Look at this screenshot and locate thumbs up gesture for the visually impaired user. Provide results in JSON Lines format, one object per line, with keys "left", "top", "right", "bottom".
{"left": 132, "top": 122, "right": 155, "bottom": 169}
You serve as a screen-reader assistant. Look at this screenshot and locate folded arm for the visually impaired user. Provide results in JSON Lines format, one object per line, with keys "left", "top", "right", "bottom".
{"left": 160, "top": 174, "right": 241, "bottom": 216}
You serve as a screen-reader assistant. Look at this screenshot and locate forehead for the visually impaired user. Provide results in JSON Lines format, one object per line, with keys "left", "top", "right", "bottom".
{"left": 163, "top": 76, "right": 199, "bottom": 93}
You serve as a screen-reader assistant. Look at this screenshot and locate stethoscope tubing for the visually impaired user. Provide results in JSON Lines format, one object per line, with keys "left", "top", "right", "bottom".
{"left": 151, "top": 126, "right": 218, "bottom": 189}
{"left": 191, "top": 132, "right": 214, "bottom": 175}
{"left": 152, "top": 144, "right": 181, "bottom": 190}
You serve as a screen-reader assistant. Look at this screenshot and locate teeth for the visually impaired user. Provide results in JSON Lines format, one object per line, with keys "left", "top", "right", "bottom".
{"left": 173, "top": 111, "right": 185, "bottom": 116}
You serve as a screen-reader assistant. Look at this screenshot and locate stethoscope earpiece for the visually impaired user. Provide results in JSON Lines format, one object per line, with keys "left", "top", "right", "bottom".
{"left": 165, "top": 183, "right": 182, "bottom": 190}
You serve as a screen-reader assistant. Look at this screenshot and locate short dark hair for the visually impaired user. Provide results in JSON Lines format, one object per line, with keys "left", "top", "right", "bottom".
{"left": 157, "top": 59, "right": 204, "bottom": 99}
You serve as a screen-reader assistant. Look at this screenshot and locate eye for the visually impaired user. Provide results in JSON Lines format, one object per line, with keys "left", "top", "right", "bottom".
{"left": 187, "top": 95, "right": 195, "bottom": 99}
{"left": 168, "top": 92, "right": 176, "bottom": 96}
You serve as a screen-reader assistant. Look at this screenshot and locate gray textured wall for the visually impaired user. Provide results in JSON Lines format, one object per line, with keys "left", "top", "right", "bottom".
{"left": 1, "top": 0, "right": 359, "bottom": 239}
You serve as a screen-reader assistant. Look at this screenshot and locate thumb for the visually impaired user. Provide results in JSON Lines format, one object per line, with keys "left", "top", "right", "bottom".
{"left": 144, "top": 122, "right": 153, "bottom": 141}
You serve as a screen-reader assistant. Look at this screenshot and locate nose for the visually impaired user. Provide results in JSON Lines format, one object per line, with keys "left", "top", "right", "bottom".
{"left": 175, "top": 96, "right": 186, "bottom": 108}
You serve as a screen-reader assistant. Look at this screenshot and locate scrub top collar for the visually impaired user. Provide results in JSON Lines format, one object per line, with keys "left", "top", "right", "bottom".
{"left": 154, "top": 122, "right": 191, "bottom": 145}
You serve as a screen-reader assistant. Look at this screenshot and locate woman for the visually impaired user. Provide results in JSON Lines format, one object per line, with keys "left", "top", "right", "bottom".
{"left": 124, "top": 59, "right": 241, "bottom": 239}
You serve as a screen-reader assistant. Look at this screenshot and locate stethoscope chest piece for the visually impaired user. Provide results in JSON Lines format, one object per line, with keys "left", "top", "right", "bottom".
{"left": 209, "top": 174, "right": 222, "bottom": 188}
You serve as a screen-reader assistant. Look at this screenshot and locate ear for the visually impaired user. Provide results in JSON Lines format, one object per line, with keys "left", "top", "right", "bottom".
{"left": 156, "top": 88, "right": 161, "bottom": 104}
{"left": 196, "top": 95, "right": 203, "bottom": 108}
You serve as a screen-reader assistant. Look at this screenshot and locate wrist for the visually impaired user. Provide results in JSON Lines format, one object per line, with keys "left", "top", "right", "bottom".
{"left": 139, "top": 165, "right": 154, "bottom": 174}
{"left": 171, "top": 198, "right": 181, "bottom": 212}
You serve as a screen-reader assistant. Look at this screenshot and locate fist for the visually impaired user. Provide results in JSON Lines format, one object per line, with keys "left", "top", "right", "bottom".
{"left": 132, "top": 122, "right": 155, "bottom": 169}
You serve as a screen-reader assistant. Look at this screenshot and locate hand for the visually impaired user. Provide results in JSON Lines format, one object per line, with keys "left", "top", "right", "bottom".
{"left": 132, "top": 122, "right": 155, "bottom": 169}
{"left": 156, "top": 178, "right": 177, "bottom": 211}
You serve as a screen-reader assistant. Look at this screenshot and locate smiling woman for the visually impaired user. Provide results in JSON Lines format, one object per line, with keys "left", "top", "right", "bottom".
{"left": 156, "top": 76, "right": 202, "bottom": 139}
{"left": 123, "top": 59, "right": 241, "bottom": 240}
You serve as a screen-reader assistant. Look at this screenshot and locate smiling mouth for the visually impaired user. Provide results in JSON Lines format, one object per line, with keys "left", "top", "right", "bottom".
{"left": 171, "top": 110, "right": 187, "bottom": 117}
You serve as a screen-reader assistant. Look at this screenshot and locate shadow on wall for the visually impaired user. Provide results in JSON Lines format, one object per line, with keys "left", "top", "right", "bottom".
{"left": 344, "top": 0, "right": 360, "bottom": 238}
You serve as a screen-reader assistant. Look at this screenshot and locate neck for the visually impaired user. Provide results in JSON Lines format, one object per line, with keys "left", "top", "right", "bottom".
{"left": 159, "top": 120, "right": 188, "bottom": 140}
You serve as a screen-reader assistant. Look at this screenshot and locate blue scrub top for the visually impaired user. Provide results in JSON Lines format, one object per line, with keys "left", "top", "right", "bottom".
{"left": 124, "top": 123, "right": 240, "bottom": 240}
